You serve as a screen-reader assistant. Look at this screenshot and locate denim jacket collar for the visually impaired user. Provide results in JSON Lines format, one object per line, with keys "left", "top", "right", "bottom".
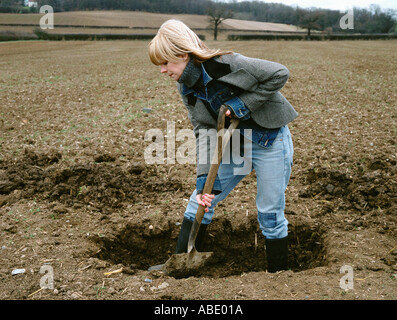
{"left": 201, "top": 63, "right": 213, "bottom": 86}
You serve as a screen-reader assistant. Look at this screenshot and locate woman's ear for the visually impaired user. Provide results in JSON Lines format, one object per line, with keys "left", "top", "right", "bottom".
{"left": 182, "top": 53, "right": 189, "bottom": 62}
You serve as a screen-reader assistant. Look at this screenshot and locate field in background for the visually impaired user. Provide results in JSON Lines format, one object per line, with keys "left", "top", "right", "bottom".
{"left": 0, "top": 40, "right": 396, "bottom": 300}
{"left": 0, "top": 10, "right": 303, "bottom": 40}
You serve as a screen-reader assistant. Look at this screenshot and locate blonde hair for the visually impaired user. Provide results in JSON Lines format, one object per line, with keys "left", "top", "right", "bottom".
{"left": 148, "top": 19, "right": 231, "bottom": 65}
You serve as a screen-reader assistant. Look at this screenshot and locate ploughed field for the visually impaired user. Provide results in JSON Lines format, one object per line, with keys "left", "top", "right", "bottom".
{"left": 0, "top": 40, "right": 396, "bottom": 300}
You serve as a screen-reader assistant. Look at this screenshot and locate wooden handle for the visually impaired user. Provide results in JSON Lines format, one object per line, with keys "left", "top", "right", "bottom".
{"left": 196, "top": 105, "right": 239, "bottom": 224}
{"left": 187, "top": 106, "right": 240, "bottom": 253}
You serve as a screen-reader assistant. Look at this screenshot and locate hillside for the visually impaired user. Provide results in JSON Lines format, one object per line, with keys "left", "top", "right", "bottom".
{"left": 0, "top": 10, "right": 303, "bottom": 37}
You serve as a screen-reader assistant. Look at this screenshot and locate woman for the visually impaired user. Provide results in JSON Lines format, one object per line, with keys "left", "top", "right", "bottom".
{"left": 148, "top": 19, "right": 297, "bottom": 272}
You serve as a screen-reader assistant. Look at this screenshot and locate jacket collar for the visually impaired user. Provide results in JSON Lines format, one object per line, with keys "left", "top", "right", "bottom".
{"left": 203, "top": 58, "right": 232, "bottom": 79}
{"left": 181, "top": 55, "right": 258, "bottom": 95}
{"left": 178, "top": 58, "right": 201, "bottom": 88}
{"left": 181, "top": 57, "right": 232, "bottom": 96}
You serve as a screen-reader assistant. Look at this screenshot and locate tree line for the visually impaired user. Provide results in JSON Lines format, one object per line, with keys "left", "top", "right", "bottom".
{"left": 1, "top": 0, "right": 396, "bottom": 34}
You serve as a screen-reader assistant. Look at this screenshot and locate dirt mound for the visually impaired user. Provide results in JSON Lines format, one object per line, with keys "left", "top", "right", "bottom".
{"left": 0, "top": 149, "right": 184, "bottom": 212}
{"left": 299, "top": 156, "right": 396, "bottom": 213}
{"left": 297, "top": 156, "right": 396, "bottom": 237}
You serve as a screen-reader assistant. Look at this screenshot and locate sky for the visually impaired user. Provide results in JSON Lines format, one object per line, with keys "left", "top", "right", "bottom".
{"left": 230, "top": 1, "right": 397, "bottom": 11}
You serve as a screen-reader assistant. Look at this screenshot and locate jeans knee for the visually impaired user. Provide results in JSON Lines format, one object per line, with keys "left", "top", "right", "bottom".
{"left": 258, "top": 212, "right": 288, "bottom": 239}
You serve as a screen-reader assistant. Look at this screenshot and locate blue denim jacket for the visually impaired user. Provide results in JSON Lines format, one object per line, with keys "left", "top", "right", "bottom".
{"left": 182, "top": 63, "right": 280, "bottom": 194}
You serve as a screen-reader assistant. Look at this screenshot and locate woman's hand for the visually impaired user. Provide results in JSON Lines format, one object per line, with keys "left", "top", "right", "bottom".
{"left": 225, "top": 108, "right": 232, "bottom": 117}
{"left": 196, "top": 193, "right": 215, "bottom": 212}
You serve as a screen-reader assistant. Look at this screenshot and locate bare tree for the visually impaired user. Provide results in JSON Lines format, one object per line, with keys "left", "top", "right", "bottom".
{"left": 297, "top": 8, "right": 324, "bottom": 40}
{"left": 207, "top": 2, "right": 233, "bottom": 40}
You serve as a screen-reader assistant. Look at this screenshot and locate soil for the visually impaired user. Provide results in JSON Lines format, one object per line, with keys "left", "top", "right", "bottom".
{"left": 0, "top": 40, "right": 396, "bottom": 300}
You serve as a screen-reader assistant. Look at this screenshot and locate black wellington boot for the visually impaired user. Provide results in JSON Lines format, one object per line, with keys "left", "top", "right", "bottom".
{"left": 175, "top": 217, "right": 208, "bottom": 253}
{"left": 265, "top": 236, "right": 289, "bottom": 273}
{"left": 148, "top": 218, "right": 209, "bottom": 271}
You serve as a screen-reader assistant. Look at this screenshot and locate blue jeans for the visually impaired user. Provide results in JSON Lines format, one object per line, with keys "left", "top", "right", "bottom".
{"left": 184, "top": 125, "right": 293, "bottom": 240}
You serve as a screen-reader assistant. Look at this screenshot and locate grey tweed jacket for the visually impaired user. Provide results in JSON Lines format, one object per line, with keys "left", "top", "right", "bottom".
{"left": 177, "top": 52, "right": 298, "bottom": 176}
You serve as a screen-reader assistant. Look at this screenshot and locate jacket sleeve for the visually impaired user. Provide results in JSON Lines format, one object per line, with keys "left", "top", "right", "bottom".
{"left": 227, "top": 54, "right": 290, "bottom": 114}
{"left": 224, "top": 96, "right": 251, "bottom": 120}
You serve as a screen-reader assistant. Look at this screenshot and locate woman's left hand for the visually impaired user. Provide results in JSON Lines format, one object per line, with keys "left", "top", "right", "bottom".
{"left": 196, "top": 193, "right": 215, "bottom": 212}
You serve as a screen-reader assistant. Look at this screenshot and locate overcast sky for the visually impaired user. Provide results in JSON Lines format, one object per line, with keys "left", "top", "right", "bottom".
{"left": 231, "top": 1, "right": 397, "bottom": 11}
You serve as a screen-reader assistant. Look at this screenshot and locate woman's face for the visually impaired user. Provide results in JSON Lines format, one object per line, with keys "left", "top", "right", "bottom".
{"left": 160, "top": 54, "right": 189, "bottom": 81}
